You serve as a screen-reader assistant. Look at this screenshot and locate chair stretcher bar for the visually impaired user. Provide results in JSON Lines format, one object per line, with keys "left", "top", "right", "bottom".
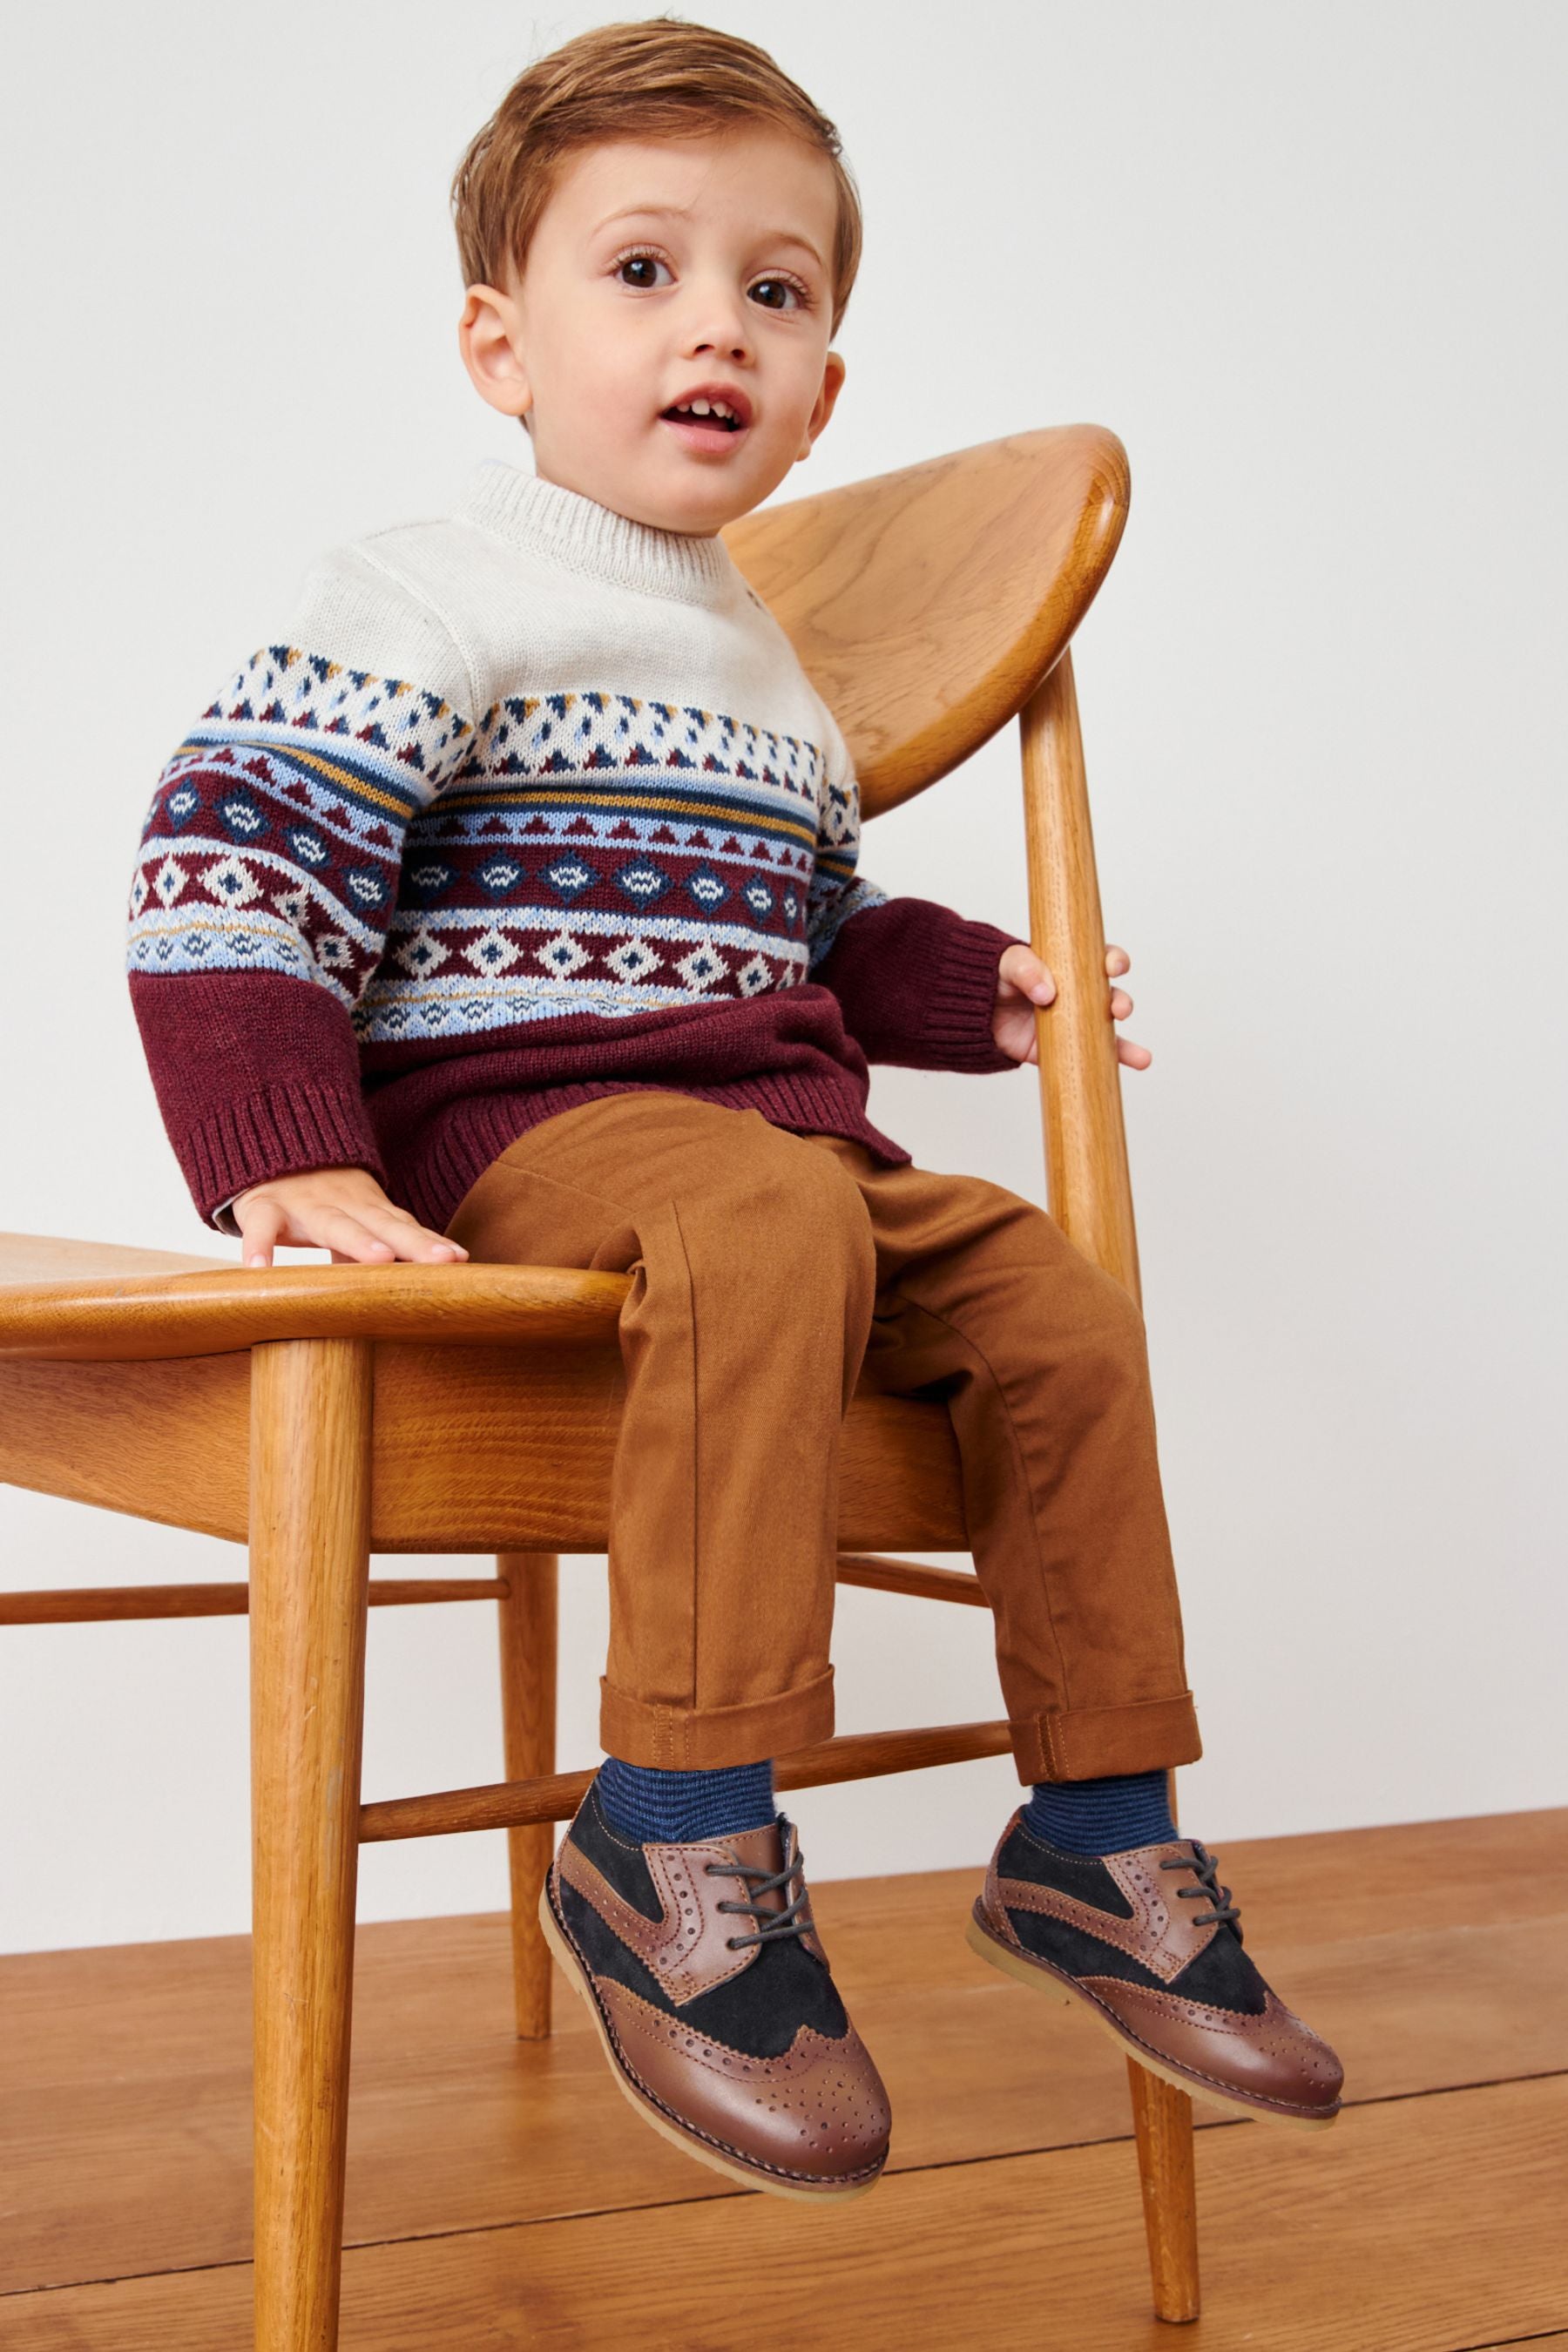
{"left": 359, "top": 1719, "right": 1013, "bottom": 1844}
{"left": 0, "top": 1556, "right": 987, "bottom": 1627}
{"left": 0, "top": 1577, "right": 508, "bottom": 1624}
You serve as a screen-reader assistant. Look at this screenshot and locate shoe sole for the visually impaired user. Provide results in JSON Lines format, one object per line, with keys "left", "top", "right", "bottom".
{"left": 537, "top": 1877, "right": 887, "bottom": 2203}
{"left": 965, "top": 1908, "right": 1340, "bottom": 2132}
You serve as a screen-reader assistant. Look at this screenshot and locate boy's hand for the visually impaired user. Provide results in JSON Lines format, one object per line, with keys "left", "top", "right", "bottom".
{"left": 992, "top": 942, "right": 1152, "bottom": 1071}
{"left": 231, "top": 1166, "right": 470, "bottom": 1270}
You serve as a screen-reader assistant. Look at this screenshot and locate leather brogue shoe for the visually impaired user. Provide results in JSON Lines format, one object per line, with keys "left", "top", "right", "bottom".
{"left": 541, "top": 1779, "right": 891, "bottom": 2199}
{"left": 968, "top": 1811, "right": 1343, "bottom": 2127}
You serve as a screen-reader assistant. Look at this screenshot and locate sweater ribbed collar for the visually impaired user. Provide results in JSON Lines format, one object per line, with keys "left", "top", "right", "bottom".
{"left": 456, "top": 457, "right": 742, "bottom": 608}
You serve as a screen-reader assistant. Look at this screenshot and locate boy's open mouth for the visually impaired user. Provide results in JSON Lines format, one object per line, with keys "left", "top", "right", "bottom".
{"left": 659, "top": 390, "right": 752, "bottom": 450}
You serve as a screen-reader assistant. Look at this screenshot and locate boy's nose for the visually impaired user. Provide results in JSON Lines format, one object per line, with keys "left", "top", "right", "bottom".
{"left": 679, "top": 286, "right": 754, "bottom": 365}
{"left": 685, "top": 328, "right": 753, "bottom": 365}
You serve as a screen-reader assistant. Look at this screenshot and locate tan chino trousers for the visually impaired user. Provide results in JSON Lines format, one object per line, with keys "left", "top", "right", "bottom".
{"left": 446, "top": 1092, "right": 1202, "bottom": 1785}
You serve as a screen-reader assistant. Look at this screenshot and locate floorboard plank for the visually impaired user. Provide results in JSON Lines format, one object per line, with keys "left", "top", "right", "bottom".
{"left": 3, "top": 1815, "right": 1565, "bottom": 2296}
{"left": 6, "top": 2078, "right": 1565, "bottom": 2351}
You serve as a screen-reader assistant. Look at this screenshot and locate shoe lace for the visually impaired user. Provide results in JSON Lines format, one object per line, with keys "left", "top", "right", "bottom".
{"left": 1159, "top": 1840, "right": 1244, "bottom": 1942}
{"left": 704, "top": 1825, "right": 814, "bottom": 1951}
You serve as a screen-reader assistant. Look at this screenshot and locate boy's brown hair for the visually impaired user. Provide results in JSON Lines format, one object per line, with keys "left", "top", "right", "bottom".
{"left": 449, "top": 16, "right": 862, "bottom": 337}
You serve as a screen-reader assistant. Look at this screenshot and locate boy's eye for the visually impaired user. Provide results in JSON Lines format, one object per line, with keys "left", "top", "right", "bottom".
{"left": 614, "top": 252, "right": 672, "bottom": 290}
{"left": 748, "top": 276, "right": 807, "bottom": 313}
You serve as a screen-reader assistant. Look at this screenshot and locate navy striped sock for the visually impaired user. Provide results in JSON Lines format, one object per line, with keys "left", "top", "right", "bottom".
{"left": 596, "top": 1756, "right": 777, "bottom": 1844}
{"left": 1022, "top": 1769, "right": 1177, "bottom": 1856}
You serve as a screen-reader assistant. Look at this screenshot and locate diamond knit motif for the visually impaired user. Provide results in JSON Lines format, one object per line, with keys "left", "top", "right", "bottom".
{"left": 129, "top": 654, "right": 887, "bottom": 1043}
{"left": 125, "top": 645, "right": 470, "bottom": 1006}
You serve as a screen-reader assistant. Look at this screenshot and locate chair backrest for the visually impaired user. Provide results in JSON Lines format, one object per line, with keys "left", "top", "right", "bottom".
{"left": 721, "top": 424, "right": 1129, "bottom": 817}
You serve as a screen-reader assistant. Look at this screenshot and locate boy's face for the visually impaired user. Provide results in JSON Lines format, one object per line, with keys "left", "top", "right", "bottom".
{"left": 459, "top": 127, "right": 846, "bottom": 536}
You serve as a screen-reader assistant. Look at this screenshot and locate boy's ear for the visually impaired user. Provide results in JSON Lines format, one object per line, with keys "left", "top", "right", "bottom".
{"left": 795, "top": 349, "right": 847, "bottom": 462}
{"left": 457, "top": 282, "right": 534, "bottom": 424}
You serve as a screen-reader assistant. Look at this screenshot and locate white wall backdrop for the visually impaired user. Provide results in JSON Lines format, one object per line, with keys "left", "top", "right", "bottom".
{"left": 3, "top": 3, "right": 1562, "bottom": 1950}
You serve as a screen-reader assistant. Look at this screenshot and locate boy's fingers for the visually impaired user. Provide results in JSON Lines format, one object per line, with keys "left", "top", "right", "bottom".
{"left": 300, "top": 1206, "right": 399, "bottom": 1264}
{"left": 316, "top": 1205, "right": 467, "bottom": 1265}
{"left": 1117, "top": 1036, "right": 1152, "bottom": 1070}
{"left": 1111, "top": 988, "right": 1133, "bottom": 1019}
{"left": 999, "top": 944, "right": 1055, "bottom": 1004}
{"left": 232, "top": 1185, "right": 467, "bottom": 1269}
{"left": 236, "top": 1198, "right": 284, "bottom": 1270}
{"left": 356, "top": 1205, "right": 469, "bottom": 1261}
{"left": 1105, "top": 942, "right": 1131, "bottom": 977}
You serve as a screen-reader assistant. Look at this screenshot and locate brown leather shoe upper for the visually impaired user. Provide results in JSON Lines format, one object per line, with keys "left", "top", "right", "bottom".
{"left": 976, "top": 1813, "right": 1343, "bottom": 2121}
{"left": 550, "top": 1787, "right": 889, "bottom": 2192}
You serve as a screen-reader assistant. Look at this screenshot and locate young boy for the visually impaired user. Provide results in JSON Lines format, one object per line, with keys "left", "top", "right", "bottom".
{"left": 125, "top": 18, "right": 1342, "bottom": 2201}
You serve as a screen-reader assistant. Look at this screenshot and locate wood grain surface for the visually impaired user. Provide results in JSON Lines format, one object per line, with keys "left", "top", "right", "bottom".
{"left": 5, "top": 2078, "right": 1562, "bottom": 2349}
{"left": 3, "top": 1808, "right": 1562, "bottom": 2329}
{"left": 834, "top": 1553, "right": 989, "bottom": 1606}
{"left": 248, "top": 1340, "right": 374, "bottom": 2352}
{"left": 0, "top": 1351, "right": 967, "bottom": 1553}
{"left": 365, "top": 1349, "right": 968, "bottom": 1554}
{"left": 722, "top": 425, "right": 1129, "bottom": 815}
{"left": 0, "top": 1232, "right": 224, "bottom": 1283}
{"left": 0, "top": 1578, "right": 505, "bottom": 1624}
{"left": 1016, "top": 639, "right": 1182, "bottom": 2281}
{"left": 494, "top": 1551, "right": 558, "bottom": 2039}
{"left": 0, "top": 1350, "right": 252, "bottom": 1538}
{"left": 1021, "top": 649, "right": 1143, "bottom": 1297}
{"left": 0, "top": 1247, "right": 630, "bottom": 1363}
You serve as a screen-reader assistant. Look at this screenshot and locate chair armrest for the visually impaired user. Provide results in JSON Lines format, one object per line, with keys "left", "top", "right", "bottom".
{"left": 0, "top": 1249, "right": 632, "bottom": 1363}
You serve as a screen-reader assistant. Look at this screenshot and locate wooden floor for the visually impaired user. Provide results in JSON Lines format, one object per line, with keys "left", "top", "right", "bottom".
{"left": 3, "top": 1809, "right": 1565, "bottom": 2349}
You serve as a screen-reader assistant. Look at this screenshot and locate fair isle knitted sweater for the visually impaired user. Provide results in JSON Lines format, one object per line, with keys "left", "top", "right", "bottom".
{"left": 126, "top": 459, "right": 1026, "bottom": 1235}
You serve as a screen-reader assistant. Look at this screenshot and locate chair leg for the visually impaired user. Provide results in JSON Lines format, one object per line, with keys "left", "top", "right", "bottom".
{"left": 249, "top": 1340, "right": 373, "bottom": 2352}
{"left": 497, "top": 1551, "right": 559, "bottom": 2038}
{"left": 1128, "top": 2059, "right": 1200, "bottom": 2322}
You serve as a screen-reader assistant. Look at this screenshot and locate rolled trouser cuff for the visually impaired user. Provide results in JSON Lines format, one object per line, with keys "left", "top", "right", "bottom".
{"left": 1011, "top": 1691, "right": 1202, "bottom": 1784}
{"left": 599, "top": 1666, "right": 836, "bottom": 1769}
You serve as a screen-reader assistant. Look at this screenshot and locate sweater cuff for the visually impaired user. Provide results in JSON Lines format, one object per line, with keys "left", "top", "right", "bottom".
{"left": 814, "top": 894, "right": 1030, "bottom": 1073}
{"left": 180, "top": 1083, "right": 387, "bottom": 1231}
{"left": 919, "top": 915, "right": 1031, "bottom": 1072}
{"left": 130, "top": 969, "right": 386, "bottom": 1229}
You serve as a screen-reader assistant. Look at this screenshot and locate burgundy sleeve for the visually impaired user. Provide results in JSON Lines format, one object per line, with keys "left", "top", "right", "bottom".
{"left": 811, "top": 894, "right": 1028, "bottom": 1073}
{"left": 129, "top": 968, "right": 386, "bottom": 1226}
{"left": 125, "top": 586, "right": 478, "bottom": 1229}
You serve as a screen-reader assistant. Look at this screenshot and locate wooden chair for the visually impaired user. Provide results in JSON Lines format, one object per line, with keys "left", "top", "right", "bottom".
{"left": 0, "top": 426, "right": 1201, "bottom": 2347}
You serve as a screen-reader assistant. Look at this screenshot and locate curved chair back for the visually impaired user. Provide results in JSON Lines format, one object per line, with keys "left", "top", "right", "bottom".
{"left": 723, "top": 424, "right": 1129, "bottom": 815}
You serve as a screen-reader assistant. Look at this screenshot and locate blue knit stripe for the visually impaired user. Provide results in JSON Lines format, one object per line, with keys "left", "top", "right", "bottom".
{"left": 597, "top": 1756, "right": 777, "bottom": 1844}
{"left": 1022, "top": 1768, "right": 1176, "bottom": 1857}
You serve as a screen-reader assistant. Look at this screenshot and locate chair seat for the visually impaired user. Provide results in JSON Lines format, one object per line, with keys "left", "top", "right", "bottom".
{"left": 0, "top": 1233, "right": 967, "bottom": 1552}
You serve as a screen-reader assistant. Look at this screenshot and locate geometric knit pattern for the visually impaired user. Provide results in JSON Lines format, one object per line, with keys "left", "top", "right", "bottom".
{"left": 126, "top": 652, "right": 889, "bottom": 1045}
{"left": 126, "top": 648, "right": 470, "bottom": 1006}
{"left": 122, "top": 459, "right": 1026, "bottom": 1233}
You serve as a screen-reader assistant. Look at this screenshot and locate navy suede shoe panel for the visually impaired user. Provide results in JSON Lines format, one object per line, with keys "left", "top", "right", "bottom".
{"left": 566, "top": 1781, "right": 665, "bottom": 1921}
{"left": 997, "top": 1821, "right": 1136, "bottom": 1916}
